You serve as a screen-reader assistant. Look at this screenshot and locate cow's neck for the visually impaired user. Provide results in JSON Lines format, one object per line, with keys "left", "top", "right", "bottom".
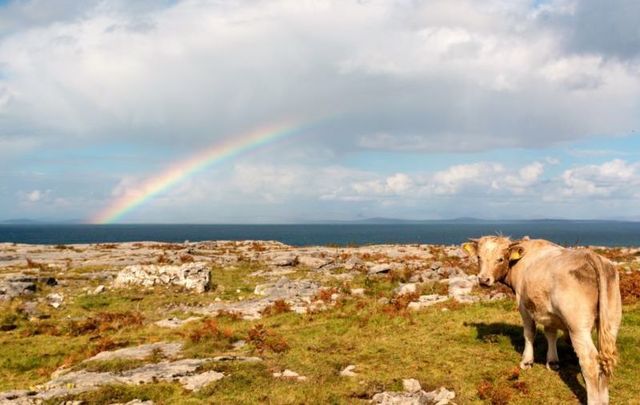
{"left": 501, "top": 264, "right": 520, "bottom": 293}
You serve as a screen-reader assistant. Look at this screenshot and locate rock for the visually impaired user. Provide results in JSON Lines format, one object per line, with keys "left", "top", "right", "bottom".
{"left": 0, "top": 274, "right": 51, "bottom": 301}
{"left": 424, "top": 387, "right": 456, "bottom": 404}
{"left": 372, "top": 386, "right": 455, "bottom": 405}
{"left": 269, "top": 254, "right": 298, "bottom": 267}
{"left": 408, "top": 270, "right": 440, "bottom": 283}
{"left": 92, "top": 285, "right": 106, "bottom": 295}
{"left": 403, "top": 378, "right": 422, "bottom": 393}
{"left": 84, "top": 342, "right": 183, "bottom": 362}
{"left": 377, "top": 297, "right": 390, "bottom": 305}
{"left": 154, "top": 317, "right": 201, "bottom": 329}
{"left": 368, "top": 264, "right": 392, "bottom": 275}
{"left": 340, "top": 365, "right": 357, "bottom": 377}
{"left": 179, "top": 370, "right": 224, "bottom": 391}
{"left": 273, "top": 369, "right": 307, "bottom": 381}
{"left": 407, "top": 295, "right": 448, "bottom": 311}
{"left": 114, "top": 263, "right": 210, "bottom": 293}
{"left": 298, "top": 256, "right": 331, "bottom": 269}
{"left": 448, "top": 275, "right": 478, "bottom": 303}
{"left": 394, "top": 283, "right": 417, "bottom": 295}
{"left": 112, "top": 400, "right": 154, "bottom": 405}
{"left": 344, "top": 256, "right": 364, "bottom": 270}
{"left": 212, "top": 355, "right": 262, "bottom": 362}
{"left": 47, "top": 293, "right": 64, "bottom": 308}
{"left": 232, "top": 340, "right": 246, "bottom": 349}
{"left": 350, "top": 288, "right": 365, "bottom": 296}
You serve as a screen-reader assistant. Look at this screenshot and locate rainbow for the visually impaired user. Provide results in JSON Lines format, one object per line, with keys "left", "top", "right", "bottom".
{"left": 91, "top": 120, "right": 304, "bottom": 224}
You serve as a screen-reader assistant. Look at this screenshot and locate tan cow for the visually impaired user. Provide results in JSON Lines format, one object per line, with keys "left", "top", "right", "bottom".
{"left": 463, "top": 236, "right": 622, "bottom": 405}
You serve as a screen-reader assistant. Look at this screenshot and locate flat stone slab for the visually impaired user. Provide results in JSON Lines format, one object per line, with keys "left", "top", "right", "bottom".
{"left": 1, "top": 358, "right": 222, "bottom": 402}
{"left": 84, "top": 342, "right": 183, "bottom": 362}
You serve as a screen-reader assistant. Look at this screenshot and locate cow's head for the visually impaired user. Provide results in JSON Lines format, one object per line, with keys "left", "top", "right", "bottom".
{"left": 462, "top": 236, "right": 524, "bottom": 287}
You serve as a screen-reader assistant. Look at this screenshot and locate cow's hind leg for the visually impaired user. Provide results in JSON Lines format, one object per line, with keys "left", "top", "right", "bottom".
{"left": 519, "top": 309, "right": 536, "bottom": 369}
{"left": 569, "top": 329, "right": 603, "bottom": 405}
{"left": 545, "top": 327, "right": 560, "bottom": 370}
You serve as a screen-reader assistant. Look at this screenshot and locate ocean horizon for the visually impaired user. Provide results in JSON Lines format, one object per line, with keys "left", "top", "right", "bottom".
{"left": 1, "top": 220, "right": 639, "bottom": 247}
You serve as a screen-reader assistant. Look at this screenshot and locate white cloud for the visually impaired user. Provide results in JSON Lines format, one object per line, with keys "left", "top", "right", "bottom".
{"left": 0, "top": 0, "right": 638, "bottom": 153}
{"left": 561, "top": 159, "right": 640, "bottom": 197}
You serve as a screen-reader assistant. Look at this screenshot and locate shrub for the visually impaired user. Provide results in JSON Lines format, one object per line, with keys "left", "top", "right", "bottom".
{"left": 247, "top": 324, "right": 289, "bottom": 354}
{"left": 261, "top": 299, "right": 291, "bottom": 316}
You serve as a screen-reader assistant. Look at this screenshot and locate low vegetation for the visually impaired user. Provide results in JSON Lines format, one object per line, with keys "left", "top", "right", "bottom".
{"left": 1, "top": 242, "right": 639, "bottom": 404}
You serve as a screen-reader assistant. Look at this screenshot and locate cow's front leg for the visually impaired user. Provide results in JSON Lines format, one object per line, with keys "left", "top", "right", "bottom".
{"left": 544, "top": 327, "right": 560, "bottom": 370}
{"left": 519, "top": 308, "right": 536, "bottom": 369}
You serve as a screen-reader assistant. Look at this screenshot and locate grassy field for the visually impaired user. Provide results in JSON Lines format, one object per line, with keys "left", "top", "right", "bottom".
{"left": 1, "top": 258, "right": 640, "bottom": 404}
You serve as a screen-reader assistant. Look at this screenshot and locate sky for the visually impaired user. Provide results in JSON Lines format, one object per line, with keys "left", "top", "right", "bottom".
{"left": 1, "top": 0, "right": 640, "bottom": 223}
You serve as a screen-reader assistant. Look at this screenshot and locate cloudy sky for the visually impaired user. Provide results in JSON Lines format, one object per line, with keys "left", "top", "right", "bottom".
{"left": 1, "top": 0, "right": 639, "bottom": 223}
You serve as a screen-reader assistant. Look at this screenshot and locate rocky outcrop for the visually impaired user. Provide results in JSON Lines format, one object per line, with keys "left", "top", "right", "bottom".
{"left": 0, "top": 274, "right": 57, "bottom": 301}
{"left": 114, "top": 263, "right": 210, "bottom": 293}
{"left": 372, "top": 380, "right": 455, "bottom": 405}
{"left": 190, "top": 277, "right": 320, "bottom": 320}
{"left": 83, "top": 342, "right": 183, "bottom": 362}
{"left": 1, "top": 358, "right": 224, "bottom": 402}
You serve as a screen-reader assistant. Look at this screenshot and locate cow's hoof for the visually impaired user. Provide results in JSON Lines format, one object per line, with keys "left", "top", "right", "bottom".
{"left": 519, "top": 361, "right": 533, "bottom": 370}
{"left": 546, "top": 361, "right": 560, "bottom": 371}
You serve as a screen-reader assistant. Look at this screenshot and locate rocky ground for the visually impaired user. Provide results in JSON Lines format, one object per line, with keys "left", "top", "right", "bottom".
{"left": 0, "top": 241, "right": 639, "bottom": 404}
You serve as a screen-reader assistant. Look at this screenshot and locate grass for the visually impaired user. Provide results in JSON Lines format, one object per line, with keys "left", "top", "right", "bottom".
{"left": 1, "top": 259, "right": 640, "bottom": 404}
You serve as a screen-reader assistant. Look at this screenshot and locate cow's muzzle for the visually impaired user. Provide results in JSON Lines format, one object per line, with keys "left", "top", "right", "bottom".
{"left": 478, "top": 276, "right": 494, "bottom": 287}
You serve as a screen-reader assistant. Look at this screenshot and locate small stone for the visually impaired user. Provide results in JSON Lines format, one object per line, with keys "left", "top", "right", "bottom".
{"left": 394, "top": 283, "right": 417, "bottom": 295}
{"left": 340, "top": 365, "right": 357, "bottom": 377}
{"left": 350, "top": 288, "right": 365, "bottom": 296}
{"left": 47, "top": 293, "right": 64, "bottom": 308}
{"left": 403, "top": 378, "right": 421, "bottom": 393}
{"left": 92, "top": 285, "right": 105, "bottom": 295}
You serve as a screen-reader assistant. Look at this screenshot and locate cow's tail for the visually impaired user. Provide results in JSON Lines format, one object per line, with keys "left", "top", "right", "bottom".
{"left": 590, "top": 253, "right": 618, "bottom": 377}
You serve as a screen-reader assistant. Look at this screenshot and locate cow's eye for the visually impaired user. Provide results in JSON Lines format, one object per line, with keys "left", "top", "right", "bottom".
{"left": 497, "top": 257, "right": 504, "bottom": 263}
{"left": 476, "top": 255, "right": 480, "bottom": 260}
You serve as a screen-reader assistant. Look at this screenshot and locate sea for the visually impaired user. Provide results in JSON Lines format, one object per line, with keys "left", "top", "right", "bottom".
{"left": 1, "top": 221, "right": 639, "bottom": 247}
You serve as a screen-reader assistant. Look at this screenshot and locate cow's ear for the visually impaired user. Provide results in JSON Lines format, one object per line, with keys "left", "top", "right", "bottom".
{"left": 508, "top": 245, "right": 524, "bottom": 262}
{"left": 462, "top": 241, "right": 477, "bottom": 256}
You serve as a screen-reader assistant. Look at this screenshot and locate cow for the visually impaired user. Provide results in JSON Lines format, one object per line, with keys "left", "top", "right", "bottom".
{"left": 463, "top": 236, "right": 622, "bottom": 405}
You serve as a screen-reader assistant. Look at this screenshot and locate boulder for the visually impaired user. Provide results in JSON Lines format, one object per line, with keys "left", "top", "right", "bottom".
{"left": 368, "top": 264, "right": 392, "bottom": 275}
{"left": 114, "top": 263, "right": 210, "bottom": 293}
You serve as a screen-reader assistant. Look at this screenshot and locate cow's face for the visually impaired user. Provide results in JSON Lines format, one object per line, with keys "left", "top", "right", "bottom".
{"left": 463, "top": 237, "right": 522, "bottom": 287}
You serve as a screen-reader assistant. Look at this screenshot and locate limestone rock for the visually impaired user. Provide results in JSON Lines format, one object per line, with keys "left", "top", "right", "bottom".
{"left": 179, "top": 370, "right": 224, "bottom": 391}
{"left": 407, "top": 295, "right": 448, "bottom": 311}
{"left": 273, "top": 369, "right": 307, "bottom": 381}
{"left": 394, "top": 283, "right": 417, "bottom": 296}
{"left": 84, "top": 342, "right": 182, "bottom": 362}
{"left": 340, "top": 365, "right": 357, "bottom": 377}
{"left": 403, "top": 379, "right": 422, "bottom": 393}
{"left": 372, "top": 386, "right": 455, "bottom": 405}
{"left": 368, "top": 264, "right": 392, "bottom": 275}
{"left": 47, "top": 293, "right": 64, "bottom": 308}
{"left": 154, "top": 317, "right": 201, "bottom": 329}
{"left": 114, "top": 263, "right": 210, "bottom": 293}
